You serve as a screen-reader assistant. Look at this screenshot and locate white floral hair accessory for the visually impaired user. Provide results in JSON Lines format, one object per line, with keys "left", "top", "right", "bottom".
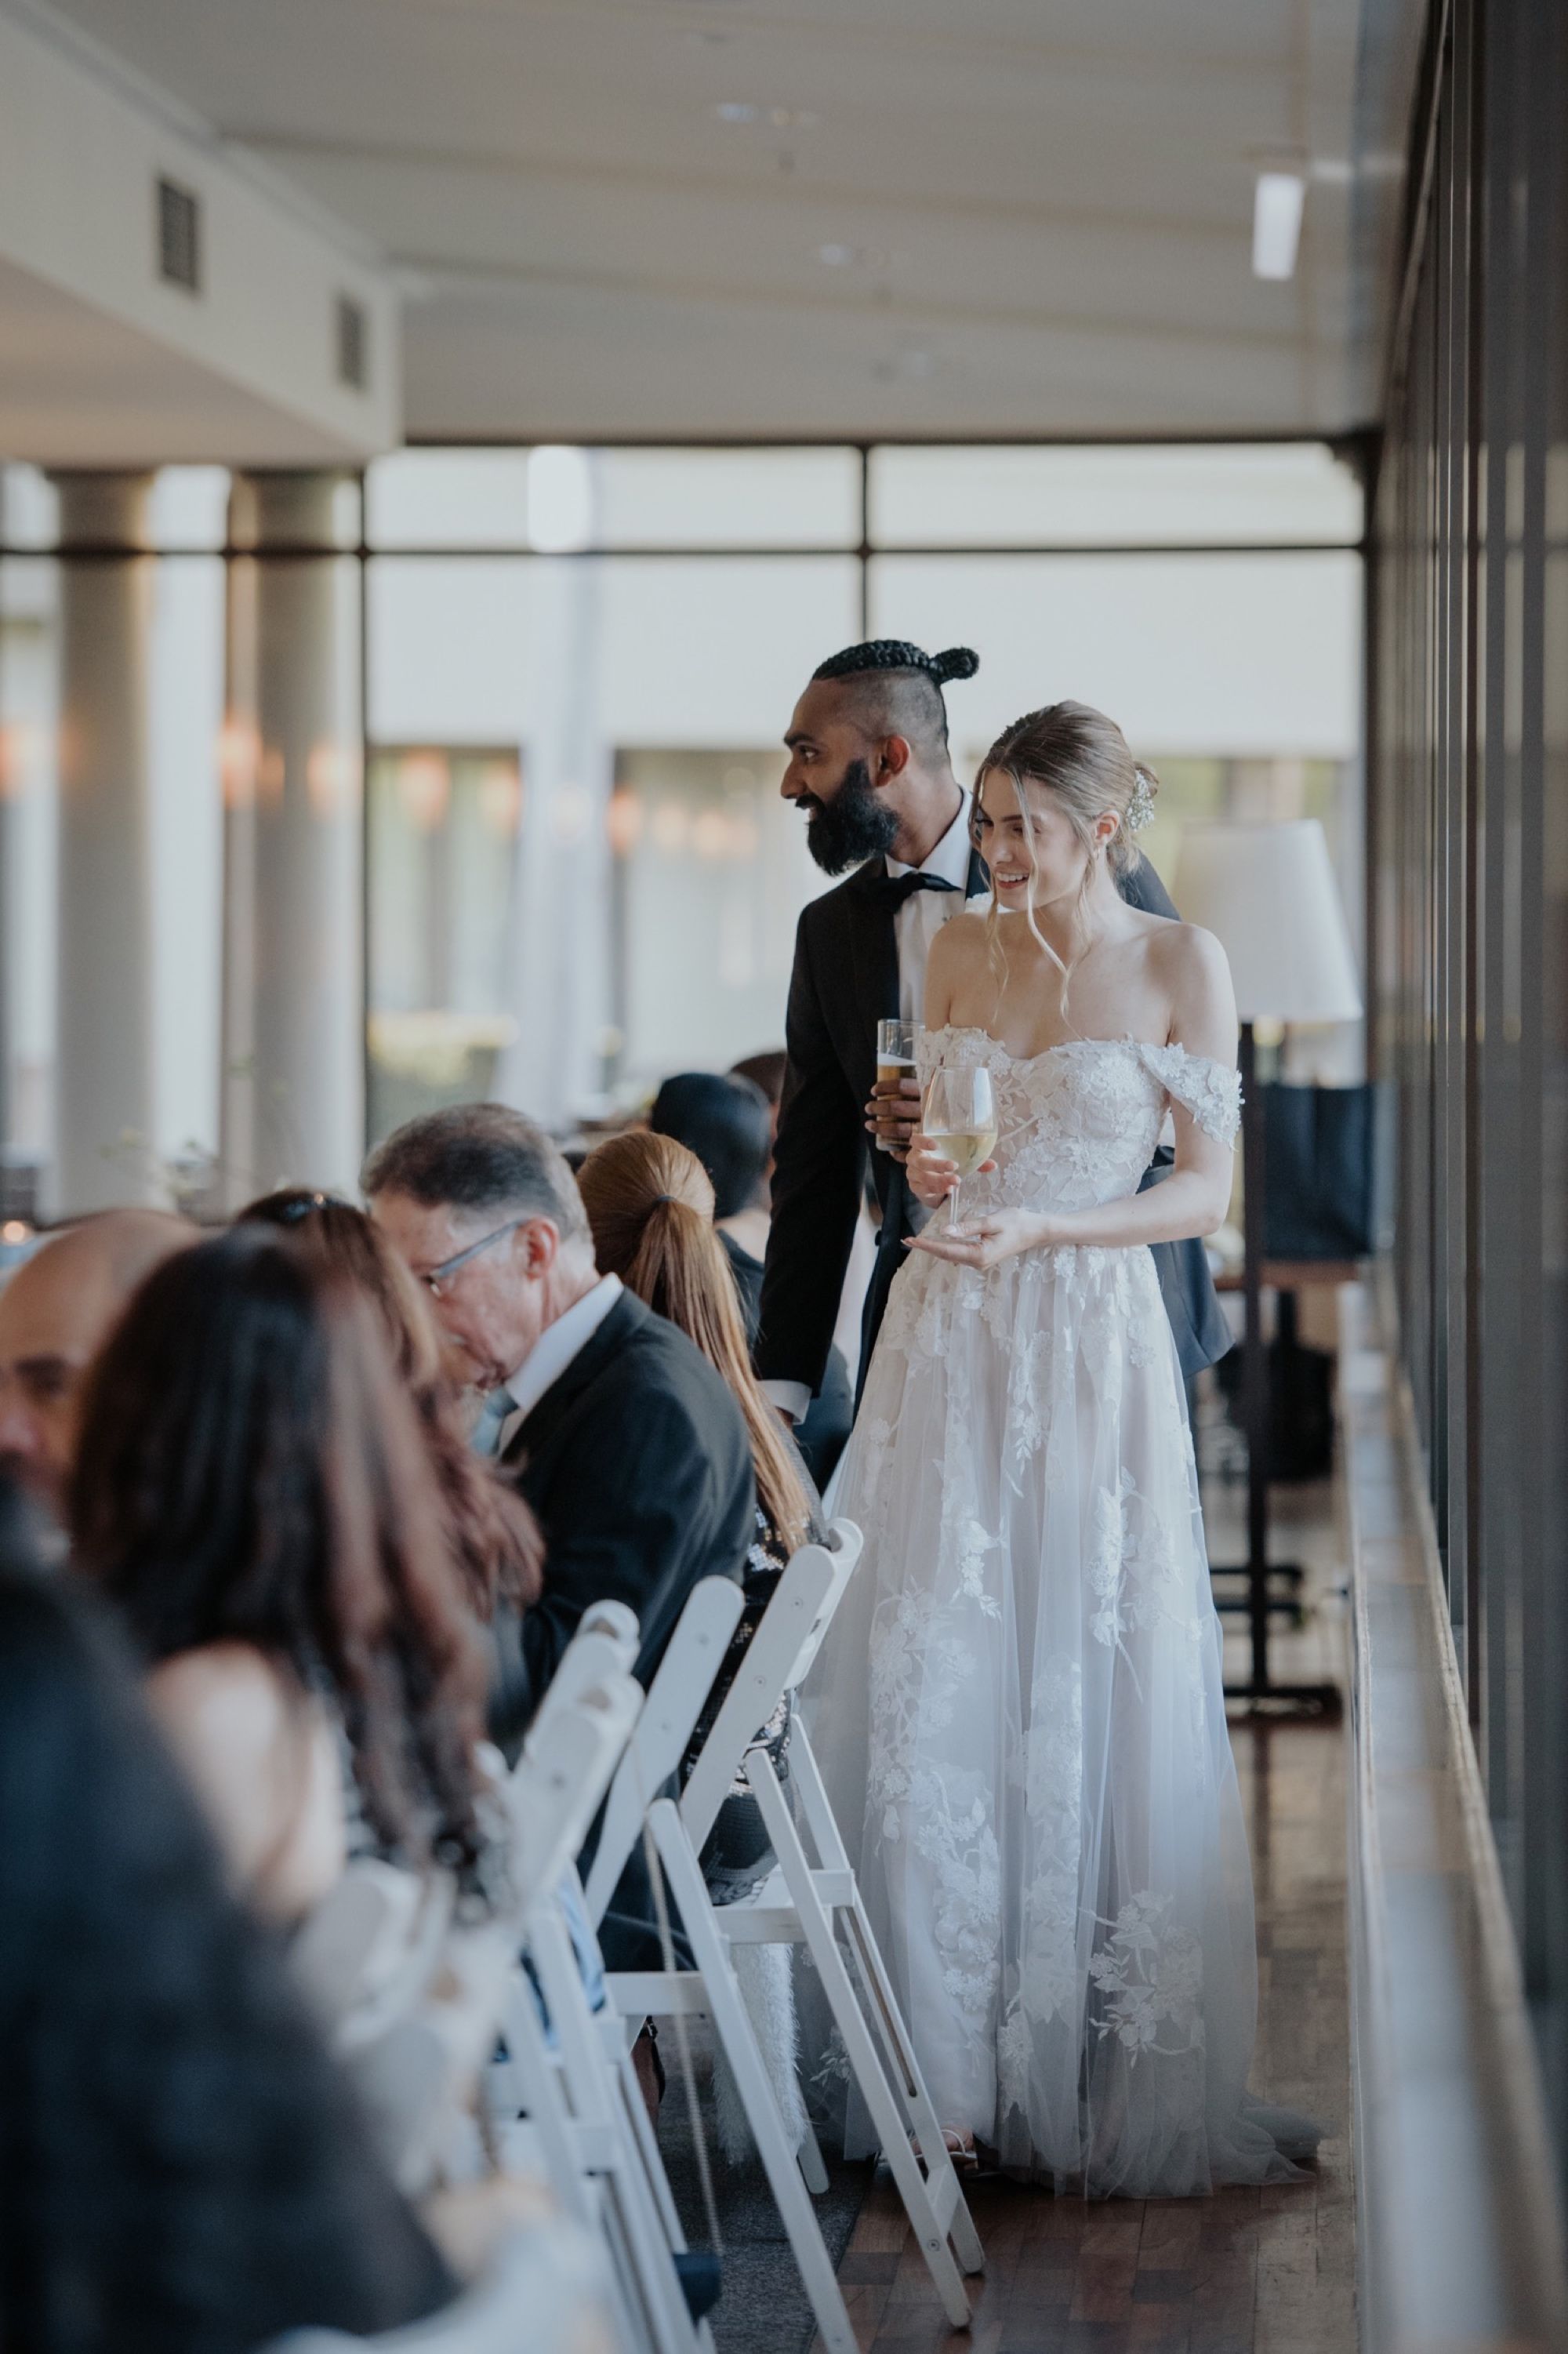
{"left": 1126, "top": 766, "right": 1157, "bottom": 834}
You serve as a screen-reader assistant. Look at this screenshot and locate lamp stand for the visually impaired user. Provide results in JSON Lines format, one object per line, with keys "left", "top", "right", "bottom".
{"left": 1211, "top": 1020, "right": 1339, "bottom": 1715}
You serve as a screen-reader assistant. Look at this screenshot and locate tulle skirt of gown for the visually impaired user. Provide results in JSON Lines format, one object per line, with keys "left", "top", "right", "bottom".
{"left": 805, "top": 1193, "right": 1319, "bottom": 2197}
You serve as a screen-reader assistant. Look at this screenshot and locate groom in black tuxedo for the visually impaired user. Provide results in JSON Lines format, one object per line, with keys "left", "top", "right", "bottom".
{"left": 756, "top": 639, "right": 1232, "bottom": 1426}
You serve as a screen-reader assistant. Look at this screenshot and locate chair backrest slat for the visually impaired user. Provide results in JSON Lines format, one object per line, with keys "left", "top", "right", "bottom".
{"left": 526, "top": 1627, "right": 638, "bottom": 1746}
{"left": 677, "top": 1546, "right": 835, "bottom": 1851}
{"left": 676, "top": 1522, "right": 860, "bottom": 1854}
{"left": 780, "top": 1520, "right": 862, "bottom": 1689}
{"left": 509, "top": 1677, "right": 642, "bottom": 1914}
{"left": 580, "top": 1575, "right": 744, "bottom": 1925}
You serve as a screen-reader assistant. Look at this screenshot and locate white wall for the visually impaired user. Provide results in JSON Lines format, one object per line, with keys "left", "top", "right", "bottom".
{"left": 0, "top": 6, "right": 399, "bottom": 464}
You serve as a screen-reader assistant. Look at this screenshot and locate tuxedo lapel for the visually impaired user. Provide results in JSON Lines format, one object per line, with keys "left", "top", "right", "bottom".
{"left": 837, "top": 859, "right": 908, "bottom": 1243}
{"left": 844, "top": 861, "right": 899, "bottom": 1111}
{"left": 966, "top": 843, "right": 989, "bottom": 899}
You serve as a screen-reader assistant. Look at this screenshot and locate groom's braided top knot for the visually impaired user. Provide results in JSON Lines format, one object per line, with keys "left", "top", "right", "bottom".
{"left": 810, "top": 640, "right": 979, "bottom": 756}
{"left": 812, "top": 640, "right": 979, "bottom": 688}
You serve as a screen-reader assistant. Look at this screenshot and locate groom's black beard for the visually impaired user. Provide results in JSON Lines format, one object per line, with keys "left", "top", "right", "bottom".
{"left": 803, "top": 759, "right": 901, "bottom": 876}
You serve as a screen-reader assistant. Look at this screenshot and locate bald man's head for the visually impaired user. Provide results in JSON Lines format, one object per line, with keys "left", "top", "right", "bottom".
{"left": 0, "top": 1210, "right": 198, "bottom": 1516}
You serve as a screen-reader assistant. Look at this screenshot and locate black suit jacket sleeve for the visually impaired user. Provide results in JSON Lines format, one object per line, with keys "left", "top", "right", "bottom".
{"left": 1120, "top": 855, "right": 1178, "bottom": 921}
{"left": 756, "top": 906, "right": 866, "bottom": 1397}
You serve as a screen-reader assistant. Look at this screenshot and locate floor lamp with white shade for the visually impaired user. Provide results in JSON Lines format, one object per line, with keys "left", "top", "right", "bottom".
{"left": 1173, "top": 819, "right": 1364, "bottom": 1709}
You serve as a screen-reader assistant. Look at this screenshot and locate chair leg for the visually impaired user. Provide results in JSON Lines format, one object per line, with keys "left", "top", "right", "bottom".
{"left": 840, "top": 1900, "right": 986, "bottom": 2279}
{"left": 498, "top": 1980, "right": 596, "bottom": 2230}
{"left": 646, "top": 1802, "right": 859, "bottom": 2354}
{"left": 797, "top": 2116, "right": 831, "bottom": 2195}
{"left": 748, "top": 1756, "right": 982, "bottom": 2312}
{"left": 528, "top": 1912, "right": 702, "bottom": 2354}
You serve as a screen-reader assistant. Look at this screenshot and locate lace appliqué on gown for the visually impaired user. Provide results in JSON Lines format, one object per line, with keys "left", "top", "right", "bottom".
{"left": 804, "top": 1031, "right": 1317, "bottom": 2197}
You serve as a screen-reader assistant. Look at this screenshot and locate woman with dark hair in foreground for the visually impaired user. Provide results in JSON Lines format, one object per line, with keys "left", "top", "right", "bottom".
{"left": 238, "top": 1187, "right": 543, "bottom": 1623}
{"left": 0, "top": 1491, "right": 457, "bottom": 2352}
{"left": 70, "top": 1226, "right": 491, "bottom": 1922}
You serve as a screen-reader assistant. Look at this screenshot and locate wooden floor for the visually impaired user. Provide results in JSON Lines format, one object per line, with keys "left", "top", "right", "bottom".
{"left": 819, "top": 1469, "right": 1356, "bottom": 2354}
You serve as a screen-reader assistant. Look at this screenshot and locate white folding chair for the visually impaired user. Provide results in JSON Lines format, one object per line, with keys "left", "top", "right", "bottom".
{"left": 576, "top": 1544, "right": 843, "bottom": 2354}
{"left": 261, "top": 2218, "right": 610, "bottom": 2354}
{"left": 300, "top": 1654, "right": 644, "bottom": 2206}
{"left": 605, "top": 1522, "right": 985, "bottom": 2334}
{"left": 490, "top": 1592, "right": 741, "bottom": 2354}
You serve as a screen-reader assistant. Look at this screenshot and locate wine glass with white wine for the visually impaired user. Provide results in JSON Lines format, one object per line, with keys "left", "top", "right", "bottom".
{"left": 922, "top": 1064, "right": 998, "bottom": 1233}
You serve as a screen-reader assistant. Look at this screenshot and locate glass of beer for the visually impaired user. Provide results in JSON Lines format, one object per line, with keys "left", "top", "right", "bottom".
{"left": 875, "top": 1019, "right": 919, "bottom": 1155}
{"left": 922, "top": 1064, "right": 998, "bottom": 1230}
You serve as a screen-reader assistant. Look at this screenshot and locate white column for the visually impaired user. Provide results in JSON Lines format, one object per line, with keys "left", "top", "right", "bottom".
{"left": 221, "top": 473, "right": 362, "bottom": 1203}
{"left": 494, "top": 550, "right": 614, "bottom": 1130}
{"left": 51, "top": 472, "right": 158, "bottom": 1215}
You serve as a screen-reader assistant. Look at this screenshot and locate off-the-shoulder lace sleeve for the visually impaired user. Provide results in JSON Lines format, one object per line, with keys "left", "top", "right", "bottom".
{"left": 1132, "top": 1038, "right": 1242, "bottom": 1146}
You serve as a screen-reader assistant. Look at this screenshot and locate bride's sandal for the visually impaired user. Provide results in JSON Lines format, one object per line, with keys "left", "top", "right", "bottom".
{"left": 909, "top": 2126, "right": 979, "bottom": 2176}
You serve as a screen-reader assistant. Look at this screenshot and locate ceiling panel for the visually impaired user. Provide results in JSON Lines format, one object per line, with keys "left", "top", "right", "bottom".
{"left": 34, "top": 0, "right": 1417, "bottom": 438}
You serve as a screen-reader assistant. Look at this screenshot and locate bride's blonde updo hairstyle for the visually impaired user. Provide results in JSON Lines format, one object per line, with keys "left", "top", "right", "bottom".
{"left": 977, "top": 699, "right": 1156, "bottom": 885}
{"left": 975, "top": 699, "right": 1159, "bottom": 1006}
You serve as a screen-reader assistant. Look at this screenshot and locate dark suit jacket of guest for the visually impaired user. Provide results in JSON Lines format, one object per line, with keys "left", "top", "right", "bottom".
{"left": 755, "top": 845, "right": 1232, "bottom": 1404}
{"left": 488, "top": 1288, "right": 756, "bottom": 1756}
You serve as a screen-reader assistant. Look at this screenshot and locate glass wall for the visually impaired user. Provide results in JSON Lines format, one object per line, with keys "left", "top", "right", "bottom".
{"left": 1372, "top": 0, "right": 1568, "bottom": 2181}
{"left": 0, "top": 442, "right": 1367, "bottom": 1193}
{"left": 359, "top": 442, "right": 1366, "bottom": 1135}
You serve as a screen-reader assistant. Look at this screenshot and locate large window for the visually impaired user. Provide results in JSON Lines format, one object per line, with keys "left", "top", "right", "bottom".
{"left": 0, "top": 442, "right": 1367, "bottom": 1193}
{"left": 359, "top": 441, "right": 1366, "bottom": 1136}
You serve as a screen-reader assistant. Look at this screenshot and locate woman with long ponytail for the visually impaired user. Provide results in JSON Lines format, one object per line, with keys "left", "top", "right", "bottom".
{"left": 577, "top": 1128, "right": 819, "bottom": 1899}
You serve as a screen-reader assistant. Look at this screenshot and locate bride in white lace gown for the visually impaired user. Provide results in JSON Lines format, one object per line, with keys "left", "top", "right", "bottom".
{"left": 805, "top": 703, "right": 1317, "bottom": 2198}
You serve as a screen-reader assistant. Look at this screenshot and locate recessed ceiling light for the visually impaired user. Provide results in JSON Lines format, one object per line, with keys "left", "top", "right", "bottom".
{"left": 874, "top": 349, "right": 936, "bottom": 382}
{"left": 1252, "top": 173, "right": 1305, "bottom": 280}
{"left": 818, "top": 243, "right": 898, "bottom": 271}
{"left": 717, "top": 101, "right": 817, "bottom": 127}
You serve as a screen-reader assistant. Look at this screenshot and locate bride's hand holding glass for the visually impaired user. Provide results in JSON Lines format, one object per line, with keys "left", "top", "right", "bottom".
{"left": 907, "top": 1204, "right": 1053, "bottom": 1270}
{"left": 908, "top": 1064, "right": 1057, "bottom": 1269}
{"left": 911, "top": 1065, "right": 998, "bottom": 1230}
{"left": 906, "top": 1130, "right": 996, "bottom": 1211}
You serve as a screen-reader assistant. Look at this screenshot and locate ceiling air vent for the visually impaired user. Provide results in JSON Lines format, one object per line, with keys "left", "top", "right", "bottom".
{"left": 336, "top": 293, "right": 368, "bottom": 391}
{"left": 156, "top": 176, "right": 201, "bottom": 293}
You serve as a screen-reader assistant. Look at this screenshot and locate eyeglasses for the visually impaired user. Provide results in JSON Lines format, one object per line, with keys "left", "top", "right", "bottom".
{"left": 419, "top": 1216, "right": 527, "bottom": 1299}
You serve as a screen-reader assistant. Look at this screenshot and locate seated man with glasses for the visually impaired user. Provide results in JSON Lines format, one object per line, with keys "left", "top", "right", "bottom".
{"left": 364, "top": 1102, "right": 756, "bottom": 1762}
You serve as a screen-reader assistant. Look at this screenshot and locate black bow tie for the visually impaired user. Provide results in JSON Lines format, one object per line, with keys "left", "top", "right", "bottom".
{"left": 864, "top": 870, "right": 962, "bottom": 914}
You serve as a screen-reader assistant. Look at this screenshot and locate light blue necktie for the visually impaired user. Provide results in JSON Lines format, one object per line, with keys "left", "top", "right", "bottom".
{"left": 471, "top": 1389, "right": 514, "bottom": 1459}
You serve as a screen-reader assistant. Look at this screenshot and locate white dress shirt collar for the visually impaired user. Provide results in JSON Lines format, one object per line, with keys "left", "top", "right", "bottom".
{"left": 884, "top": 792, "right": 973, "bottom": 888}
{"left": 501, "top": 1272, "right": 623, "bottom": 1428}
